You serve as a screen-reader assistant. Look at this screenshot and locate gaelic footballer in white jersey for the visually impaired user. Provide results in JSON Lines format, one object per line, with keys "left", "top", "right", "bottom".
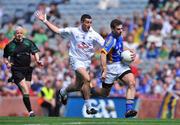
{"left": 59, "top": 26, "right": 104, "bottom": 61}
{"left": 35, "top": 12, "right": 105, "bottom": 114}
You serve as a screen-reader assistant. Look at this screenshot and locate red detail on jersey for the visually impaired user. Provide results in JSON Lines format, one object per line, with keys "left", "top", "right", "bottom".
{"left": 77, "top": 42, "right": 89, "bottom": 49}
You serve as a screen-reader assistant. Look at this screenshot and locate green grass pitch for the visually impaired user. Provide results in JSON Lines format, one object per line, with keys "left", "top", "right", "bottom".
{"left": 0, "top": 117, "right": 180, "bottom": 125}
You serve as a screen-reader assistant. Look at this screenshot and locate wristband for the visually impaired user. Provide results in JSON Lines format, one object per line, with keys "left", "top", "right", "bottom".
{"left": 43, "top": 14, "right": 47, "bottom": 23}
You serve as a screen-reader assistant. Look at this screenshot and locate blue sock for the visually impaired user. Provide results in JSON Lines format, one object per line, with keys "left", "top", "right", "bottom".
{"left": 126, "top": 99, "right": 134, "bottom": 112}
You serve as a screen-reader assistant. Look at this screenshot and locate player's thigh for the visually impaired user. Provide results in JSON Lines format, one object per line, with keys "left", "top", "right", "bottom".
{"left": 70, "top": 57, "right": 90, "bottom": 82}
{"left": 76, "top": 67, "right": 90, "bottom": 82}
{"left": 121, "top": 72, "right": 135, "bottom": 86}
{"left": 69, "top": 57, "right": 90, "bottom": 71}
{"left": 11, "top": 69, "right": 24, "bottom": 84}
{"left": 12, "top": 69, "right": 30, "bottom": 94}
{"left": 75, "top": 71, "right": 84, "bottom": 88}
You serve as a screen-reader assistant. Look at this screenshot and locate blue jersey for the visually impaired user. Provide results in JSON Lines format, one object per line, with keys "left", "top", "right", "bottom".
{"left": 101, "top": 33, "right": 123, "bottom": 63}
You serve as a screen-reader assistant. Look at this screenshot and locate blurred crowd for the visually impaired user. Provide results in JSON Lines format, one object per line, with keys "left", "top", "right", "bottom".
{"left": 0, "top": 0, "right": 179, "bottom": 102}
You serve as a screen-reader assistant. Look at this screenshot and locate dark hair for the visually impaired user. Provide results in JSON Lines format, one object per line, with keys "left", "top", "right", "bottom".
{"left": 110, "top": 19, "right": 123, "bottom": 29}
{"left": 80, "top": 14, "right": 92, "bottom": 22}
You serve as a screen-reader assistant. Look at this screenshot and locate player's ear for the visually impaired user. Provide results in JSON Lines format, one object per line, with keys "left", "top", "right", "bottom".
{"left": 111, "top": 28, "right": 115, "bottom": 33}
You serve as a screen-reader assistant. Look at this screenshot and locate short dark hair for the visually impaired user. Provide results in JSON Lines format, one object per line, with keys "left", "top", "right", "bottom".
{"left": 110, "top": 19, "right": 123, "bottom": 29}
{"left": 81, "top": 14, "right": 92, "bottom": 22}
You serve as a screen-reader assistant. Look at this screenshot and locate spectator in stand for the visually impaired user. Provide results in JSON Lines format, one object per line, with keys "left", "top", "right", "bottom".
{"left": 164, "top": 0, "right": 179, "bottom": 12}
{"left": 173, "top": 5, "right": 180, "bottom": 21}
{"left": 109, "top": 81, "right": 126, "bottom": 97}
{"left": 1, "top": 81, "right": 19, "bottom": 96}
{"left": 99, "top": 27, "right": 108, "bottom": 39}
{"left": 33, "top": 26, "right": 48, "bottom": 46}
{"left": 132, "top": 18, "right": 144, "bottom": 46}
{"left": 124, "top": 17, "right": 132, "bottom": 33}
{"left": 47, "top": 2, "right": 61, "bottom": 20}
{"left": 38, "top": 78, "right": 55, "bottom": 116}
{"left": 148, "top": 0, "right": 160, "bottom": 9}
{"left": 5, "top": 22, "right": 15, "bottom": 40}
{"left": 172, "top": 21, "right": 180, "bottom": 39}
{"left": 147, "top": 8, "right": 163, "bottom": 48}
{"left": 137, "top": 44, "right": 147, "bottom": 61}
{"left": 0, "top": 29, "right": 8, "bottom": 57}
{"left": 31, "top": 74, "right": 43, "bottom": 95}
{"left": 159, "top": 42, "right": 169, "bottom": 60}
{"left": 0, "top": 4, "right": 3, "bottom": 27}
{"left": 169, "top": 42, "right": 180, "bottom": 59}
{"left": 151, "top": 79, "right": 164, "bottom": 98}
{"left": 124, "top": 33, "right": 138, "bottom": 50}
{"left": 24, "top": 3, "right": 36, "bottom": 24}
{"left": 171, "top": 77, "right": 180, "bottom": 96}
{"left": 146, "top": 42, "right": 159, "bottom": 59}
{"left": 174, "top": 57, "right": 180, "bottom": 77}
{"left": 31, "top": 23, "right": 40, "bottom": 37}
{"left": 136, "top": 74, "right": 152, "bottom": 96}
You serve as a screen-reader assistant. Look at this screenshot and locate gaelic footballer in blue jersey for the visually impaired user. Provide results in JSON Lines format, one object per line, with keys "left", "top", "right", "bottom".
{"left": 92, "top": 19, "right": 137, "bottom": 118}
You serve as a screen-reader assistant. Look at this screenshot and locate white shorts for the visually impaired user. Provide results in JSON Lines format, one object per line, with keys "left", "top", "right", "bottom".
{"left": 105, "top": 62, "right": 131, "bottom": 84}
{"left": 69, "top": 57, "right": 91, "bottom": 71}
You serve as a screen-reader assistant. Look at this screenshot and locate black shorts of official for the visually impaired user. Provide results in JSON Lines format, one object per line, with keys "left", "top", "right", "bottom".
{"left": 11, "top": 66, "right": 33, "bottom": 84}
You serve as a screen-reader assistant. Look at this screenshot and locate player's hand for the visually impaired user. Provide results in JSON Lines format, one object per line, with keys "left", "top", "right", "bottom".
{"left": 36, "top": 60, "right": 44, "bottom": 67}
{"left": 35, "top": 10, "right": 47, "bottom": 23}
{"left": 130, "top": 50, "right": 136, "bottom": 61}
{"left": 6, "top": 62, "right": 13, "bottom": 69}
{"left": 101, "top": 68, "right": 107, "bottom": 81}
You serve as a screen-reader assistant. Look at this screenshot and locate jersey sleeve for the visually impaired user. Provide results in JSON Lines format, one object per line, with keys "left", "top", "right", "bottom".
{"left": 30, "top": 40, "right": 40, "bottom": 54}
{"left": 3, "top": 44, "right": 9, "bottom": 58}
{"left": 101, "top": 36, "right": 114, "bottom": 55}
{"left": 95, "top": 32, "right": 105, "bottom": 47}
{"left": 58, "top": 27, "right": 72, "bottom": 38}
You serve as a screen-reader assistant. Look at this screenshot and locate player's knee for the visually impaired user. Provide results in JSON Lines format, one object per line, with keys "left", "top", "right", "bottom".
{"left": 84, "top": 77, "right": 91, "bottom": 84}
{"left": 21, "top": 87, "right": 29, "bottom": 95}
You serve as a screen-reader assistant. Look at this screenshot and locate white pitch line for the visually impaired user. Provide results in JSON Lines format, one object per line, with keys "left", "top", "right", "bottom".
{"left": 24, "top": 124, "right": 48, "bottom": 125}
{"left": 61, "top": 122, "right": 121, "bottom": 125}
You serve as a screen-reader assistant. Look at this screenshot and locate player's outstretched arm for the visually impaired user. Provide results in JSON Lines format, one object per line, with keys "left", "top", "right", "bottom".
{"left": 35, "top": 10, "right": 60, "bottom": 33}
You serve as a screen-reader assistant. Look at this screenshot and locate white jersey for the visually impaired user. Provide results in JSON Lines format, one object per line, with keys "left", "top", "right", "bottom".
{"left": 59, "top": 26, "right": 104, "bottom": 61}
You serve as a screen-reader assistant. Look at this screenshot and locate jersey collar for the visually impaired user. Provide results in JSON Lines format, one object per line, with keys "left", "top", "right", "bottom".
{"left": 14, "top": 38, "right": 24, "bottom": 43}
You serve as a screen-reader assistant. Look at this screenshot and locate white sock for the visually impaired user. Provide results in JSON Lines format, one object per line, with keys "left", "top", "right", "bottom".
{"left": 29, "top": 111, "right": 34, "bottom": 114}
{"left": 85, "top": 99, "right": 91, "bottom": 110}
